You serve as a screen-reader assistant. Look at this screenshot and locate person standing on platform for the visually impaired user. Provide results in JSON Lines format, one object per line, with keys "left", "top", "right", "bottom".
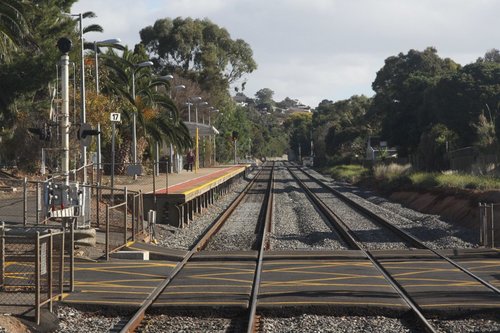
{"left": 186, "top": 149, "right": 195, "bottom": 172}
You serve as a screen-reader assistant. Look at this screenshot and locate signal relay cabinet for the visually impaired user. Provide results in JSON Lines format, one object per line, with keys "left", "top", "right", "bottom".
{"left": 41, "top": 181, "right": 91, "bottom": 228}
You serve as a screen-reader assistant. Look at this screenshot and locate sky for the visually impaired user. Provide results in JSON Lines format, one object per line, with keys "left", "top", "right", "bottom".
{"left": 72, "top": 0, "right": 500, "bottom": 108}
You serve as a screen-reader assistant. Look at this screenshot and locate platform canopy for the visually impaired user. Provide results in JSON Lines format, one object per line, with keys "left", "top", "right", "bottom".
{"left": 184, "top": 121, "right": 219, "bottom": 137}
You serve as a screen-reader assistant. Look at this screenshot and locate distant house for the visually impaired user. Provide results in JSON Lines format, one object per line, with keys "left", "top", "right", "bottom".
{"left": 366, "top": 136, "right": 397, "bottom": 160}
{"left": 285, "top": 105, "right": 311, "bottom": 114}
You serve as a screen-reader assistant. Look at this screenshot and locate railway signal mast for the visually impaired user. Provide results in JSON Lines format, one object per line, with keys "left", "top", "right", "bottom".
{"left": 40, "top": 38, "right": 90, "bottom": 225}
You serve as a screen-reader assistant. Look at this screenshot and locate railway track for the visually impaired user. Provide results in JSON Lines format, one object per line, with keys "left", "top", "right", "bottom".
{"left": 120, "top": 163, "right": 275, "bottom": 333}
{"left": 284, "top": 162, "right": 500, "bottom": 332}
{"left": 53, "top": 162, "right": 499, "bottom": 332}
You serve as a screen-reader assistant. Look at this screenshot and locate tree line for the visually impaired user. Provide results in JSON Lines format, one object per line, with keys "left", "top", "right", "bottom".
{"left": 312, "top": 47, "right": 500, "bottom": 171}
{"left": 0, "top": 1, "right": 261, "bottom": 172}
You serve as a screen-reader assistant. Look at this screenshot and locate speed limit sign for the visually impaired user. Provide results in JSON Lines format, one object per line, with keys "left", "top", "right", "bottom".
{"left": 110, "top": 113, "right": 121, "bottom": 122}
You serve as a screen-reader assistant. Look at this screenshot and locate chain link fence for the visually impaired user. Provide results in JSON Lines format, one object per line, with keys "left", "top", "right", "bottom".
{"left": 1, "top": 224, "right": 68, "bottom": 324}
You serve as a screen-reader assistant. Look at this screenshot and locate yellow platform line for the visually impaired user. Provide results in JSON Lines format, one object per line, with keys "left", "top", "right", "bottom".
{"left": 182, "top": 167, "right": 245, "bottom": 196}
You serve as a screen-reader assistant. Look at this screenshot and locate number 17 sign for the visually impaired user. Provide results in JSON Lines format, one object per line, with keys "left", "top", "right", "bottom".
{"left": 110, "top": 112, "right": 121, "bottom": 122}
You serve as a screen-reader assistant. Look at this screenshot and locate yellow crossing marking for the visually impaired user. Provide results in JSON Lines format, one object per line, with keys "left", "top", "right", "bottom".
{"left": 75, "top": 267, "right": 169, "bottom": 279}
{"left": 186, "top": 262, "right": 255, "bottom": 267}
{"left": 75, "top": 283, "right": 157, "bottom": 289}
{"left": 80, "top": 290, "right": 150, "bottom": 295}
{"left": 164, "top": 291, "right": 247, "bottom": 295}
{"left": 258, "top": 301, "right": 407, "bottom": 307}
{"left": 396, "top": 277, "right": 482, "bottom": 284}
{"left": 264, "top": 268, "right": 383, "bottom": 279}
{"left": 264, "top": 261, "right": 371, "bottom": 266}
{"left": 186, "top": 266, "right": 254, "bottom": 274}
{"left": 63, "top": 299, "right": 142, "bottom": 305}
{"left": 391, "top": 268, "right": 460, "bottom": 277}
{"left": 188, "top": 276, "right": 253, "bottom": 284}
{"left": 420, "top": 303, "right": 500, "bottom": 308}
{"left": 167, "top": 284, "right": 250, "bottom": 289}
{"left": 153, "top": 301, "right": 246, "bottom": 306}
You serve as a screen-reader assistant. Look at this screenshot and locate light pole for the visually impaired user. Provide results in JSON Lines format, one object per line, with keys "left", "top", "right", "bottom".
{"left": 208, "top": 108, "right": 219, "bottom": 126}
{"left": 186, "top": 102, "right": 193, "bottom": 122}
{"left": 94, "top": 38, "right": 121, "bottom": 94}
{"left": 131, "top": 61, "right": 153, "bottom": 176}
{"left": 168, "top": 83, "right": 185, "bottom": 173}
{"left": 94, "top": 38, "right": 120, "bottom": 183}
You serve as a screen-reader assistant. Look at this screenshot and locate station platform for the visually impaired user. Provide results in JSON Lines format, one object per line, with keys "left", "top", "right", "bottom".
{"left": 141, "top": 165, "right": 249, "bottom": 227}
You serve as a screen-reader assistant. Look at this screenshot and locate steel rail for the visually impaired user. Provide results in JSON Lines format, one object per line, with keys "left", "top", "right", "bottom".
{"left": 119, "top": 166, "right": 265, "bottom": 333}
{"left": 285, "top": 164, "right": 438, "bottom": 333}
{"left": 296, "top": 164, "right": 500, "bottom": 295}
{"left": 246, "top": 162, "right": 274, "bottom": 333}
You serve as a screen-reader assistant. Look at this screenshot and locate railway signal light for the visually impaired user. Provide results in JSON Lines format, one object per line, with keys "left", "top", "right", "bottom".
{"left": 232, "top": 131, "right": 239, "bottom": 141}
{"left": 28, "top": 124, "right": 51, "bottom": 141}
{"left": 78, "top": 123, "right": 100, "bottom": 147}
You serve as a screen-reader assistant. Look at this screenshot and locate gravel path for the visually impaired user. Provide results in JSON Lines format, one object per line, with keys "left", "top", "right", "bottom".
{"left": 271, "top": 166, "right": 346, "bottom": 250}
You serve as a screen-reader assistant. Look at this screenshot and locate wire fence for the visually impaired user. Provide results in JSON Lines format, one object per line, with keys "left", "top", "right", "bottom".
{"left": 1, "top": 224, "right": 68, "bottom": 324}
{"left": 479, "top": 203, "right": 499, "bottom": 248}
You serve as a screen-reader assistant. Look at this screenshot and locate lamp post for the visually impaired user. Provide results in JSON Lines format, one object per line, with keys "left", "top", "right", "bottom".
{"left": 131, "top": 61, "right": 153, "bottom": 176}
{"left": 94, "top": 38, "right": 120, "bottom": 183}
{"left": 208, "top": 108, "right": 219, "bottom": 126}
{"left": 167, "top": 83, "right": 185, "bottom": 173}
{"left": 94, "top": 38, "right": 121, "bottom": 94}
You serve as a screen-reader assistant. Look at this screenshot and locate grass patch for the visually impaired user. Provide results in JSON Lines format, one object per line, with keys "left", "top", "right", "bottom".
{"left": 326, "top": 164, "right": 369, "bottom": 183}
{"left": 327, "top": 163, "right": 500, "bottom": 191}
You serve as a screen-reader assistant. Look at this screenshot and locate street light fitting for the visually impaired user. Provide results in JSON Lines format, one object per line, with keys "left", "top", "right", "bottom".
{"left": 175, "top": 85, "right": 186, "bottom": 90}
{"left": 95, "top": 38, "right": 121, "bottom": 45}
{"left": 158, "top": 74, "right": 174, "bottom": 81}
{"left": 136, "top": 61, "right": 154, "bottom": 68}
{"left": 191, "top": 96, "right": 202, "bottom": 102}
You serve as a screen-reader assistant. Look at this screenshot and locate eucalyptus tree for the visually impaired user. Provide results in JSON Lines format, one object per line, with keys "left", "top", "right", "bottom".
{"left": 370, "top": 47, "right": 459, "bottom": 157}
{"left": 0, "top": 0, "right": 28, "bottom": 61}
{"left": 139, "top": 17, "right": 257, "bottom": 101}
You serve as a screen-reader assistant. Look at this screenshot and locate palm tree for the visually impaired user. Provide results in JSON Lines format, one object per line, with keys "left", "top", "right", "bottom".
{"left": 0, "top": 0, "right": 28, "bottom": 62}
{"left": 98, "top": 48, "right": 192, "bottom": 173}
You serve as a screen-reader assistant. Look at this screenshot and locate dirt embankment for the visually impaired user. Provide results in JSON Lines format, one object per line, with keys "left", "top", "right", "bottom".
{"left": 388, "top": 188, "right": 500, "bottom": 230}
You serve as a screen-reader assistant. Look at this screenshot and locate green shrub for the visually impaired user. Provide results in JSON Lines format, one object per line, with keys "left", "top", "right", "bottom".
{"left": 327, "top": 164, "right": 369, "bottom": 183}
